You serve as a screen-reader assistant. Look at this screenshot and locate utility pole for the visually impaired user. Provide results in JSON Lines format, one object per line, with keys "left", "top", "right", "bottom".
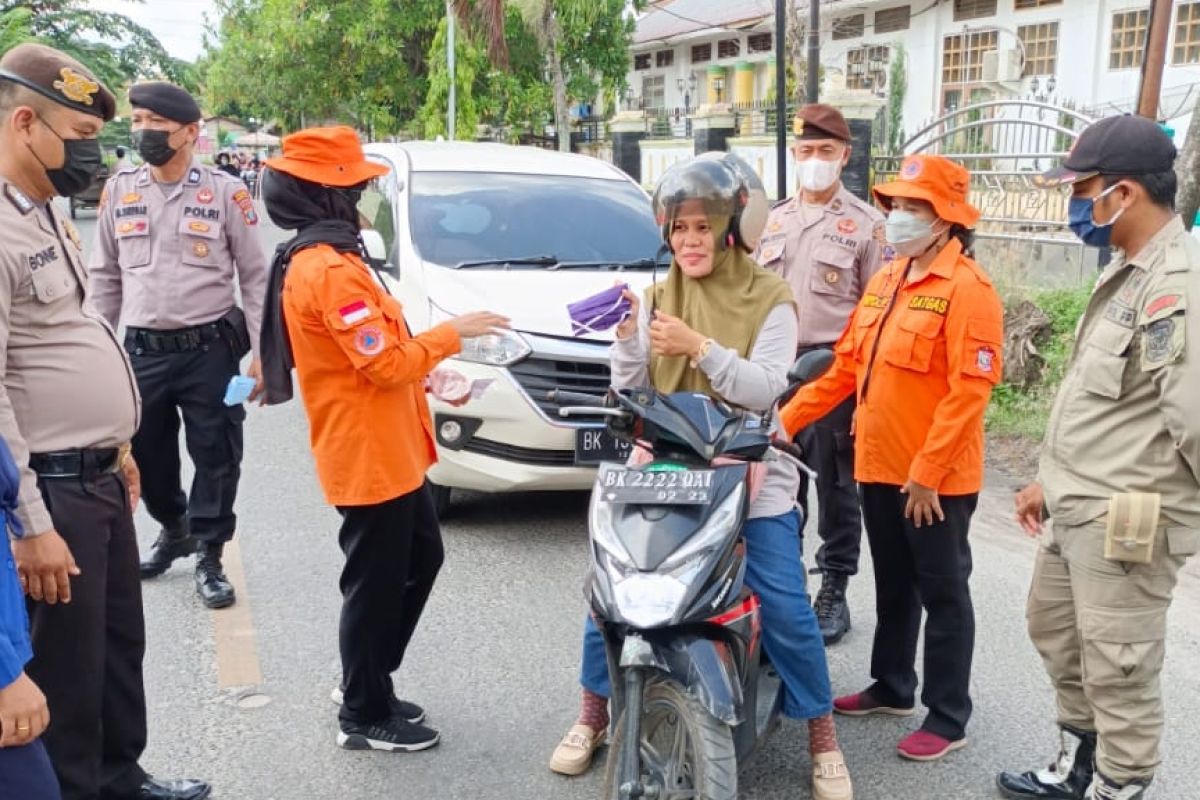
{"left": 806, "top": 0, "right": 820, "bottom": 103}
{"left": 447, "top": 0, "right": 457, "bottom": 140}
{"left": 1137, "top": 0, "right": 1174, "bottom": 119}
{"left": 775, "top": 0, "right": 787, "bottom": 200}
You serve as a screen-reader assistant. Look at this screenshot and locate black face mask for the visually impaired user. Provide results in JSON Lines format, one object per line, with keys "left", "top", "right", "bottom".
{"left": 29, "top": 117, "right": 103, "bottom": 197}
{"left": 132, "top": 128, "right": 179, "bottom": 166}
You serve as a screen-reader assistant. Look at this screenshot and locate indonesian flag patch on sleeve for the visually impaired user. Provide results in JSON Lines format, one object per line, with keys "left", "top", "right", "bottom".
{"left": 339, "top": 300, "right": 371, "bottom": 327}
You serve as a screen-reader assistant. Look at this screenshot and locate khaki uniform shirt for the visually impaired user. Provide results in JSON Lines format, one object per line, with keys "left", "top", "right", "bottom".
{"left": 88, "top": 160, "right": 268, "bottom": 357}
{"left": 1039, "top": 216, "right": 1200, "bottom": 530}
{"left": 0, "top": 181, "right": 141, "bottom": 536}
{"left": 755, "top": 184, "right": 886, "bottom": 347}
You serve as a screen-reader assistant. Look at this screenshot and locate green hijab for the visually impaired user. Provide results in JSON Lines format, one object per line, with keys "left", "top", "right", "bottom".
{"left": 647, "top": 217, "right": 795, "bottom": 396}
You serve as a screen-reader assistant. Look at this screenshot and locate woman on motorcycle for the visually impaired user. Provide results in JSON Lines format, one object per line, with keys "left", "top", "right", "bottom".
{"left": 780, "top": 154, "right": 1004, "bottom": 762}
{"left": 550, "top": 153, "right": 853, "bottom": 800}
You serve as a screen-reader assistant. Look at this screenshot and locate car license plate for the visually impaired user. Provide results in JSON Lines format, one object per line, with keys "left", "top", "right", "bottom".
{"left": 597, "top": 466, "right": 715, "bottom": 505}
{"left": 575, "top": 428, "right": 633, "bottom": 466}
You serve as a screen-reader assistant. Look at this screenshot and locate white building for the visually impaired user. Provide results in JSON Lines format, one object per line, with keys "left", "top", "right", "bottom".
{"left": 627, "top": 0, "right": 1199, "bottom": 148}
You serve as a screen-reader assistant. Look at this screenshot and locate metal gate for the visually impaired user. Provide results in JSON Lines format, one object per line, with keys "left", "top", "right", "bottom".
{"left": 872, "top": 100, "right": 1095, "bottom": 244}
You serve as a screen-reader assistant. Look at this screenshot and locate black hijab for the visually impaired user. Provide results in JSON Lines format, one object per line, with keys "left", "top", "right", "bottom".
{"left": 259, "top": 168, "right": 365, "bottom": 405}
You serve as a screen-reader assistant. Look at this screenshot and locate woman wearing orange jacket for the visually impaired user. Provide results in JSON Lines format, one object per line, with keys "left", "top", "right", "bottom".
{"left": 780, "top": 154, "right": 1003, "bottom": 762}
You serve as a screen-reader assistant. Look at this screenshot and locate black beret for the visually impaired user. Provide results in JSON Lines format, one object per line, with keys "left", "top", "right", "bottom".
{"left": 129, "top": 81, "right": 201, "bottom": 124}
{"left": 1038, "top": 114, "right": 1177, "bottom": 187}
{"left": 0, "top": 43, "right": 115, "bottom": 121}
{"left": 793, "top": 103, "right": 851, "bottom": 142}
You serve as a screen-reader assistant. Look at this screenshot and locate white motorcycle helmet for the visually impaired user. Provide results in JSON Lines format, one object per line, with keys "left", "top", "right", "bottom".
{"left": 651, "top": 152, "right": 770, "bottom": 253}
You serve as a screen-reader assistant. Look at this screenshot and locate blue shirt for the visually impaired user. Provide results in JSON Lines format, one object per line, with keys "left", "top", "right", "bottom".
{"left": 0, "top": 436, "right": 30, "bottom": 688}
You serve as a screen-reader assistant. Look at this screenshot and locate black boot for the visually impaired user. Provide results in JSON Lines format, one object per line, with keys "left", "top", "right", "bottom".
{"left": 997, "top": 725, "right": 1097, "bottom": 799}
{"left": 813, "top": 571, "right": 851, "bottom": 645}
{"left": 194, "top": 543, "right": 236, "bottom": 609}
{"left": 140, "top": 519, "right": 197, "bottom": 579}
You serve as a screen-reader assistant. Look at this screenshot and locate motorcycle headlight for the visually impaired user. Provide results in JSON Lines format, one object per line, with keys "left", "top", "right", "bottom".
{"left": 458, "top": 329, "right": 532, "bottom": 366}
{"left": 612, "top": 574, "right": 689, "bottom": 628}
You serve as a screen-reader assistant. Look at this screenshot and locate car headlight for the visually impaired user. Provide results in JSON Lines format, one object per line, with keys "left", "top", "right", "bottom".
{"left": 458, "top": 329, "right": 532, "bottom": 366}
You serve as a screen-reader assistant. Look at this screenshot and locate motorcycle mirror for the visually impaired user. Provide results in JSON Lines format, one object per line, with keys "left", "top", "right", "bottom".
{"left": 788, "top": 349, "right": 835, "bottom": 387}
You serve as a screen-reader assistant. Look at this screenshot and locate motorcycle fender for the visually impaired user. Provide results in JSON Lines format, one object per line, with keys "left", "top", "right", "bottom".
{"left": 653, "top": 636, "right": 743, "bottom": 726}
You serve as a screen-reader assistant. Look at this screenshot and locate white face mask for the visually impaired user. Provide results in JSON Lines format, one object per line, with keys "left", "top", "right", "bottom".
{"left": 797, "top": 157, "right": 843, "bottom": 193}
{"left": 886, "top": 210, "right": 945, "bottom": 258}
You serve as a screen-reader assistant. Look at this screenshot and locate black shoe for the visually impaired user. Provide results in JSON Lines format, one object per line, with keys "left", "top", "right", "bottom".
{"left": 813, "top": 570, "right": 851, "bottom": 645}
{"left": 140, "top": 521, "right": 197, "bottom": 579}
{"left": 136, "top": 776, "right": 212, "bottom": 800}
{"left": 1085, "top": 773, "right": 1151, "bottom": 800}
{"left": 194, "top": 544, "right": 236, "bottom": 609}
{"left": 997, "top": 725, "right": 1097, "bottom": 799}
{"left": 330, "top": 686, "right": 425, "bottom": 723}
{"left": 337, "top": 716, "right": 440, "bottom": 752}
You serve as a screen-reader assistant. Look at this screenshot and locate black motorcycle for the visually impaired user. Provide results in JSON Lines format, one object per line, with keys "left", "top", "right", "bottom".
{"left": 548, "top": 349, "right": 832, "bottom": 800}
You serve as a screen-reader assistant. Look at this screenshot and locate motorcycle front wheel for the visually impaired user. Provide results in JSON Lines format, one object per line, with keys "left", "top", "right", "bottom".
{"left": 603, "top": 678, "right": 736, "bottom": 800}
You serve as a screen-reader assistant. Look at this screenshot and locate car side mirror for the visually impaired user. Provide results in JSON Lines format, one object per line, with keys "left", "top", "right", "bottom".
{"left": 788, "top": 348, "right": 835, "bottom": 387}
{"left": 360, "top": 229, "right": 395, "bottom": 274}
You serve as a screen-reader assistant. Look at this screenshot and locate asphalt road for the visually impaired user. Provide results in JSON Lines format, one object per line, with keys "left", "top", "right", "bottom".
{"left": 62, "top": 201, "right": 1200, "bottom": 800}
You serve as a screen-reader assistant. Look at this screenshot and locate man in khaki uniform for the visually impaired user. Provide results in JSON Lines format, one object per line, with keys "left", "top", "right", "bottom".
{"left": 998, "top": 116, "right": 1200, "bottom": 800}
{"left": 0, "top": 43, "right": 209, "bottom": 800}
{"left": 755, "top": 103, "right": 885, "bottom": 645}
{"left": 90, "top": 82, "right": 268, "bottom": 609}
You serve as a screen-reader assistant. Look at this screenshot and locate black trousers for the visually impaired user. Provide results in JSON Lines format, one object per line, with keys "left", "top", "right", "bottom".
{"left": 26, "top": 473, "right": 147, "bottom": 800}
{"left": 335, "top": 484, "right": 444, "bottom": 726}
{"left": 126, "top": 334, "right": 245, "bottom": 544}
{"left": 859, "top": 482, "right": 977, "bottom": 741}
{"left": 794, "top": 394, "right": 862, "bottom": 576}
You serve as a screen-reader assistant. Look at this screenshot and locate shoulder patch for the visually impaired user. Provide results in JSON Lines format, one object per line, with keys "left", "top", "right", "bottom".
{"left": 4, "top": 183, "right": 34, "bottom": 215}
{"left": 1144, "top": 293, "right": 1181, "bottom": 319}
{"left": 186, "top": 167, "right": 202, "bottom": 185}
{"left": 231, "top": 188, "right": 258, "bottom": 226}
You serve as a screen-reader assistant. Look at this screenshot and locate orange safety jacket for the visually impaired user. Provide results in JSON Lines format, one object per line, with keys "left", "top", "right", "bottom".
{"left": 283, "top": 244, "right": 461, "bottom": 506}
{"left": 781, "top": 238, "right": 1004, "bottom": 495}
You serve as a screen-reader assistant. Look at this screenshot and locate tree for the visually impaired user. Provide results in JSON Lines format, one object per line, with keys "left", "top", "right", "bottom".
{"left": 886, "top": 44, "right": 907, "bottom": 154}
{"left": 1176, "top": 99, "right": 1200, "bottom": 232}
{"left": 785, "top": 0, "right": 807, "bottom": 104}
{"left": 0, "top": 0, "right": 193, "bottom": 90}
{"left": 417, "top": 13, "right": 484, "bottom": 139}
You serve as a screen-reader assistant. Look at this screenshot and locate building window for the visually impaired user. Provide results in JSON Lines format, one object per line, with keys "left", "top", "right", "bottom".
{"left": 717, "top": 38, "right": 740, "bottom": 59}
{"left": 656, "top": 49, "right": 674, "bottom": 68}
{"left": 1015, "top": 0, "right": 1061, "bottom": 7}
{"left": 747, "top": 33, "right": 773, "bottom": 53}
{"left": 1018, "top": 21, "right": 1059, "bottom": 76}
{"left": 833, "top": 14, "right": 865, "bottom": 40}
{"left": 953, "top": 0, "right": 997, "bottom": 21}
{"left": 875, "top": 6, "right": 912, "bottom": 34}
{"left": 942, "top": 29, "right": 998, "bottom": 85}
{"left": 691, "top": 43, "right": 712, "bottom": 64}
{"left": 1110, "top": 9, "right": 1149, "bottom": 70}
{"left": 847, "top": 45, "right": 891, "bottom": 91}
{"left": 1174, "top": 2, "right": 1200, "bottom": 65}
{"left": 634, "top": 53, "right": 651, "bottom": 71}
{"left": 642, "top": 75, "right": 666, "bottom": 110}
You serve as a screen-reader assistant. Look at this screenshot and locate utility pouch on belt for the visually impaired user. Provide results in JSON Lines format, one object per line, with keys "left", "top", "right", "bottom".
{"left": 218, "top": 306, "right": 252, "bottom": 359}
{"left": 1104, "top": 492, "right": 1161, "bottom": 565}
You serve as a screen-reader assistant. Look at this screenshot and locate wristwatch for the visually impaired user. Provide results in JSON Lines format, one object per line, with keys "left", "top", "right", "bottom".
{"left": 690, "top": 338, "right": 714, "bottom": 368}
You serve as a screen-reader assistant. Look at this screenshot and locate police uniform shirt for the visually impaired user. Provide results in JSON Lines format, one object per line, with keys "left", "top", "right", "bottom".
{"left": 755, "top": 185, "right": 886, "bottom": 347}
{"left": 1039, "top": 216, "right": 1200, "bottom": 531}
{"left": 0, "top": 181, "right": 141, "bottom": 535}
{"left": 88, "top": 160, "right": 268, "bottom": 355}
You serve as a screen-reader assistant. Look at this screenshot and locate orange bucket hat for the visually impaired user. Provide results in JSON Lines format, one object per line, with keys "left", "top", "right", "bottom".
{"left": 872, "top": 154, "right": 980, "bottom": 228}
{"left": 264, "top": 125, "right": 388, "bottom": 187}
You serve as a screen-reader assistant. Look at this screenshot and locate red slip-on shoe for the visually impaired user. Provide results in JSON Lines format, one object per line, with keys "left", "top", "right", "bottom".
{"left": 833, "top": 691, "right": 915, "bottom": 717}
{"left": 897, "top": 730, "right": 968, "bottom": 762}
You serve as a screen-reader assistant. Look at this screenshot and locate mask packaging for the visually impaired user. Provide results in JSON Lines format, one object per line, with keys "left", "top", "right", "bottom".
{"left": 223, "top": 375, "right": 257, "bottom": 406}
{"left": 568, "top": 283, "right": 632, "bottom": 337}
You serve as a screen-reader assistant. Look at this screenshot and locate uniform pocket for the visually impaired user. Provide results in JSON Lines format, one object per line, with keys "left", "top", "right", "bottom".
{"left": 884, "top": 312, "right": 943, "bottom": 373}
{"left": 853, "top": 306, "right": 883, "bottom": 363}
{"left": 1080, "top": 606, "right": 1166, "bottom": 687}
{"left": 810, "top": 244, "right": 855, "bottom": 297}
{"left": 116, "top": 231, "right": 151, "bottom": 269}
{"left": 1077, "top": 320, "right": 1134, "bottom": 399}
{"left": 30, "top": 261, "right": 76, "bottom": 304}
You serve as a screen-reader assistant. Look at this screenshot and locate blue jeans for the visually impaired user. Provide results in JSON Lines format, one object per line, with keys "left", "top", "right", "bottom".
{"left": 0, "top": 739, "right": 62, "bottom": 800}
{"left": 580, "top": 509, "right": 833, "bottom": 720}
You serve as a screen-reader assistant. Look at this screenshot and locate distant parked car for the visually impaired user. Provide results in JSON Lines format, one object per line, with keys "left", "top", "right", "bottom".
{"left": 358, "top": 141, "right": 664, "bottom": 516}
{"left": 69, "top": 163, "right": 111, "bottom": 219}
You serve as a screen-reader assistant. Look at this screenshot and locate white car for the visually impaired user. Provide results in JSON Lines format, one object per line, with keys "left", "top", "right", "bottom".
{"left": 358, "top": 141, "right": 664, "bottom": 515}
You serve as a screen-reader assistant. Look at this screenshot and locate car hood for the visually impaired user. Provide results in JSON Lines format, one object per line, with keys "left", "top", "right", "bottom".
{"left": 420, "top": 265, "right": 659, "bottom": 342}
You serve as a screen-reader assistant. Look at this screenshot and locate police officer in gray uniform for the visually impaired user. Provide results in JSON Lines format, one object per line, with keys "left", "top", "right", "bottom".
{"left": 90, "top": 82, "right": 268, "bottom": 609}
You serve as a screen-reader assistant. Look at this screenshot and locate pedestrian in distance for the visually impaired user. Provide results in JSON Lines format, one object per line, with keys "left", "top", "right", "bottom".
{"left": 780, "top": 153, "right": 1005, "bottom": 763}
{"left": 258, "top": 125, "right": 510, "bottom": 753}
{"left": 997, "top": 114, "right": 1200, "bottom": 800}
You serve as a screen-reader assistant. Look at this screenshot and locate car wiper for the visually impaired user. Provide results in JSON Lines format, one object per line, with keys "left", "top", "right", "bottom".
{"left": 548, "top": 257, "right": 670, "bottom": 271}
{"left": 454, "top": 255, "right": 559, "bottom": 270}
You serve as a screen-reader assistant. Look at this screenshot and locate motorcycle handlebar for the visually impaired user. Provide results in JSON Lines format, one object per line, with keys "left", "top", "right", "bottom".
{"left": 545, "top": 389, "right": 606, "bottom": 408}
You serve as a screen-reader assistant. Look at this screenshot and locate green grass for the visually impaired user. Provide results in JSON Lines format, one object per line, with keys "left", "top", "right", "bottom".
{"left": 985, "top": 287, "right": 1092, "bottom": 442}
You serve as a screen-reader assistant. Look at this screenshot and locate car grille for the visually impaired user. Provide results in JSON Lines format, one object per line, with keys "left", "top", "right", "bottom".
{"left": 509, "top": 356, "right": 611, "bottom": 423}
{"left": 463, "top": 437, "right": 576, "bottom": 467}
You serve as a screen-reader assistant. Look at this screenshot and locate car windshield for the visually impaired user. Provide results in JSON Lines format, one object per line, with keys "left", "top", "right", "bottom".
{"left": 408, "top": 171, "right": 662, "bottom": 268}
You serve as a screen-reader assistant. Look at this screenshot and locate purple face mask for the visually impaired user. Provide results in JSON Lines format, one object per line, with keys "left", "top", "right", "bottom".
{"left": 567, "top": 283, "right": 632, "bottom": 336}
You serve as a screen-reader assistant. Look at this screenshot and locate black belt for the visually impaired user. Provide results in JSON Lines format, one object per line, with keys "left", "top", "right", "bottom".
{"left": 30, "top": 448, "right": 120, "bottom": 480}
{"left": 127, "top": 323, "right": 223, "bottom": 354}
